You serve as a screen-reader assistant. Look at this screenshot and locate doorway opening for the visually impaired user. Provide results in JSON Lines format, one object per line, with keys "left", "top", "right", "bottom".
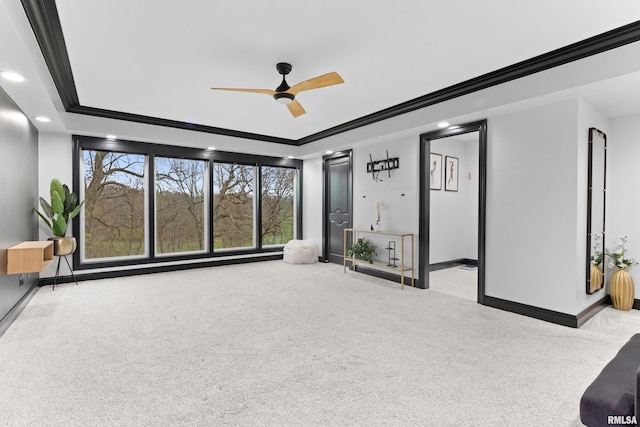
{"left": 419, "top": 121, "right": 487, "bottom": 304}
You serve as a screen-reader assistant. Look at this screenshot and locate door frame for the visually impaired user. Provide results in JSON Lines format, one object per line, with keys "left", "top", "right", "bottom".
{"left": 322, "top": 150, "right": 353, "bottom": 263}
{"left": 419, "top": 120, "right": 487, "bottom": 304}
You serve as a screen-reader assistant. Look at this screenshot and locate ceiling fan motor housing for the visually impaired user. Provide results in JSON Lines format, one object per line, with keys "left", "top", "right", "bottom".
{"left": 276, "top": 62, "right": 292, "bottom": 75}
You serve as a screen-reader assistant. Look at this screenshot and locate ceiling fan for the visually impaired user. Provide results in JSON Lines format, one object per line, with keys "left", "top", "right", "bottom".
{"left": 211, "top": 63, "right": 344, "bottom": 118}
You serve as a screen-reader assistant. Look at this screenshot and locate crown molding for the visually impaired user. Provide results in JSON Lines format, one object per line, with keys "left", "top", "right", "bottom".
{"left": 20, "top": 1, "right": 640, "bottom": 146}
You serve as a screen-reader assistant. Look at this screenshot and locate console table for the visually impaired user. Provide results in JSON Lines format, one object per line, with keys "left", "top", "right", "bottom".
{"left": 343, "top": 228, "right": 414, "bottom": 289}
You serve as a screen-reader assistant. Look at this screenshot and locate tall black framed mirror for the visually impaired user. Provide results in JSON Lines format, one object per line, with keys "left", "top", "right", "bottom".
{"left": 586, "top": 127, "right": 606, "bottom": 294}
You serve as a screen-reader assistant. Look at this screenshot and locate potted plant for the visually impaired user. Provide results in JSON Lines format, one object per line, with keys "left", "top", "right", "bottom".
{"left": 34, "top": 178, "right": 85, "bottom": 256}
{"left": 605, "top": 235, "right": 637, "bottom": 311}
{"left": 590, "top": 234, "right": 604, "bottom": 293}
{"left": 346, "top": 237, "right": 377, "bottom": 264}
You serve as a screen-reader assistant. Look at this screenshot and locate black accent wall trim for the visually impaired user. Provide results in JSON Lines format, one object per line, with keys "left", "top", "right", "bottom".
{"left": 602, "top": 295, "right": 640, "bottom": 311}
{"left": 68, "top": 105, "right": 298, "bottom": 146}
{"left": 429, "top": 258, "right": 478, "bottom": 272}
{"left": 0, "top": 284, "right": 39, "bottom": 338}
{"left": 39, "top": 253, "right": 284, "bottom": 287}
{"left": 19, "top": 3, "right": 640, "bottom": 145}
{"left": 20, "top": 0, "right": 79, "bottom": 110}
{"left": 349, "top": 265, "right": 421, "bottom": 289}
{"left": 483, "top": 296, "right": 622, "bottom": 328}
{"left": 577, "top": 298, "right": 608, "bottom": 328}
{"left": 484, "top": 296, "right": 580, "bottom": 328}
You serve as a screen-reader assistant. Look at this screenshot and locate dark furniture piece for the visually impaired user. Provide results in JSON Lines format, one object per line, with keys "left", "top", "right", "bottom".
{"left": 580, "top": 334, "right": 640, "bottom": 426}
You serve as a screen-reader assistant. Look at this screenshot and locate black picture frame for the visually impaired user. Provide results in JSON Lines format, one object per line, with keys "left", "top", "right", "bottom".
{"left": 429, "top": 153, "right": 442, "bottom": 190}
{"left": 445, "top": 156, "right": 459, "bottom": 192}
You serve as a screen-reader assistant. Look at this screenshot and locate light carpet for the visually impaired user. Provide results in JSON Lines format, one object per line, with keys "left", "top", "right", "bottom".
{"left": 429, "top": 266, "right": 478, "bottom": 302}
{"left": 1, "top": 260, "right": 639, "bottom": 426}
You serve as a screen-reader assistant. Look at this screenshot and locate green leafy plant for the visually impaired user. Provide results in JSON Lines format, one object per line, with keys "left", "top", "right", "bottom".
{"left": 346, "top": 238, "right": 377, "bottom": 264}
{"left": 606, "top": 235, "right": 637, "bottom": 270}
{"left": 34, "top": 178, "right": 85, "bottom": 237}
{"left": 591, "top": 233, "right": 603, "bottom": 266}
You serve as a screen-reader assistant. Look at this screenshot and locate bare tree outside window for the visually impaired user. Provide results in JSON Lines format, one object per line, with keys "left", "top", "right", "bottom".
{"left": 83, "top": 150, "right": 146, "bottom": 259}
{"left": 262, "top": 166, "right": 295, "bottom": 245}
{"left": 213, "top": 163, "right": 255, "bottom": 249}
{"left": 155, "top": 157, "right": 207, "bottom": 254}
{"left": 80, "top": 142, "right": 300, "bottom": 264}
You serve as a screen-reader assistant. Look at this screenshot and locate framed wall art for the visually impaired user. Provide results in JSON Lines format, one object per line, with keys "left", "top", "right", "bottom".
{"left": 429, "top": 153, "right": 442, "bottom": 190}
{"left": 445, "top": 156, "right": 459, "bottom": 192}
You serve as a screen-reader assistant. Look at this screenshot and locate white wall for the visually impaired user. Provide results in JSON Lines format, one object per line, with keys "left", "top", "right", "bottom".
{"left": 302, "top": 156, "right": 323, "bottom": 255}
{"left": 607, "top": 114, "right": 640, "bottom": 302}
{"left": 301, "top": 98, "right": 603, "bottom": 315}
{"left": 351, "top": 136, "right": 420, "bottom": 266}
{"left": 38, "top": 133, "right": 74, "bottom": 278}
{"left": 430, "top": 135, "right": 479, "bottom": 264}
{"left": 576, "top": 99, "right": 610, "bottom": 312}
{"left": 486, "top": 99, "right": 581, "bottom": 314}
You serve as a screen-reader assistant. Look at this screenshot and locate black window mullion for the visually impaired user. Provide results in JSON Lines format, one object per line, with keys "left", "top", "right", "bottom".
{"left": 256, "top": 165, "right": 263, "bottom": 250}
{"left": 296, "top": 166, "right": 303, "bottom": 239}
{"left": 148, "top": 153, "right": 156, "bottom": 259}
{"left": 208, "top": 157, "right": 215, "bottom": 255}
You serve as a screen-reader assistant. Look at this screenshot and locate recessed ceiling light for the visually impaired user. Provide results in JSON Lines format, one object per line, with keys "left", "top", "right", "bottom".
{"left": 325, "top": 150, "right": 334, "bottom": 155}
{"left": 35, "top": 116, "right": 51, "bottom": 122}
{"left": 106, "top": 134, "right": 117, "bottom": 140}
{"left": 1, "top": 71, "right": 25, "bottom": 82}
{"left": 287, "top": 155, "right": 294, "bottom": 159}
{"left": 207, "top": 146, "right": 216, "bottom": 151}
{"left": 438, "top": 122, "right": 450, "bottom": 128}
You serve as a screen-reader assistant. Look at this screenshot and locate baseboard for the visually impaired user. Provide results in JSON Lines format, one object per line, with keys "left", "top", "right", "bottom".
{"left": 350, "top": 265, "right": 420, "bottom": 288}
{"left": 0, "top": 284, "right": 39, "bottom": 338}
{"left": 576, "top": 297, "right": 608, "bottom": 328}
{"left": 429, "top": 258, "right": 477, "bottom": 271}
{"left": 38, "top": 253, "right": 284, "bottom": 286}
{"left": 484, "top": 296, "right": 580, "bottom": 328}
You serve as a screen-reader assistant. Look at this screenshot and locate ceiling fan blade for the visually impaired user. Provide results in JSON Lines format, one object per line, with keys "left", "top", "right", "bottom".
{"left": 288, "top": 72, "right": 344, "bottom": 96}
{"left": 211, "top": 87, "right": 276, "bottom": 96}
{"left": 287, "top": 100, "right": 306, "bottom": 118}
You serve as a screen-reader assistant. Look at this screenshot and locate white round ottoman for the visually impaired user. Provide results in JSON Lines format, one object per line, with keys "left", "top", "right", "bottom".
{"left": 283, "top": 240, "right": 318, "bottom": 264}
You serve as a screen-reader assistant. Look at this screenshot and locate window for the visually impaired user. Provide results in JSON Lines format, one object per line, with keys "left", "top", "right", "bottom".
{"left": 261, "top": 166, "right": 295, "bottom": 246}
{"left": 155, "top": 157, "right": 207, "bottom": 255}
{"left": 82, "top": 150, "right": 147, "bottom": 260}
{"left": 213, "top": 163, "right": 255, "bottom": 250}
{"left": 74, "top": 136, "right": 301, "bottom": 270}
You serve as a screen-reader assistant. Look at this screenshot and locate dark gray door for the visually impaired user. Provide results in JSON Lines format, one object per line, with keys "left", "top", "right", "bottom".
{"left": 324, "top": 152, "right": 352, "bottom": 264}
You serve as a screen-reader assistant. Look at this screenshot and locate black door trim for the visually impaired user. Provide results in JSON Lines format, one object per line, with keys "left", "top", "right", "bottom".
{"left": 419, "top": 120, "right": 487, "bottom": 304}
{"left": 322, "top": 150, "right": 353, "bottom": 262}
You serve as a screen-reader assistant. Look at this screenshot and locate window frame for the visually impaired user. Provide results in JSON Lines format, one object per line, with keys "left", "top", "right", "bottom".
{"left": 212, "top": 161, "right": 257, "bottom": 252}
{"left": 72, "top": 135, "right": 302, "bottom": 271}
{"left": 260, "top": 165, "right": 298, "bottom": 248}
{"left": 154, "top": 155, "right": 209, "bottom": 257}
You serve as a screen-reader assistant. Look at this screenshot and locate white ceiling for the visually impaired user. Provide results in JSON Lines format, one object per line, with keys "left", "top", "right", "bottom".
{"left": 1, "top": 1, "right": 640, "bottom": 146}
{"left": 49, "top": 0, "right": 640, "bottom": 140}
